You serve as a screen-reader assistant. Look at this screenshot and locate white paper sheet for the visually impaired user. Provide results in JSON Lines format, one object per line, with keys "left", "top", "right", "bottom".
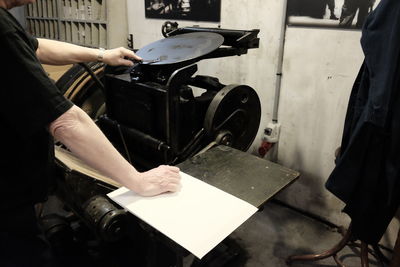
{"left": 107, "top": 172, "right": 258, "bottom": 259}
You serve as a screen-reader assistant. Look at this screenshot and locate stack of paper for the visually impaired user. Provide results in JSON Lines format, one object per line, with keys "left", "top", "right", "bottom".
{"left": 107, "top": 172, "right": 258, "bottom": 259}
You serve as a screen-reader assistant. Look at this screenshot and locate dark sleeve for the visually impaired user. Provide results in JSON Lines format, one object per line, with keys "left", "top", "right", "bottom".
{"left": 29, "top": 33, "right": 39, "bottom": 51}
{"left": 0, "top": 31, "right": 73, "bottom": 137}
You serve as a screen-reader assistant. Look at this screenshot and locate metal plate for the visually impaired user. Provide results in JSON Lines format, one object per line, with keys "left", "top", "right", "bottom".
{"left": 136, "top": 32, "right": 224, "bottom": 65}
{"left": 177, "top": 145, "right": 300, "bottom": 208}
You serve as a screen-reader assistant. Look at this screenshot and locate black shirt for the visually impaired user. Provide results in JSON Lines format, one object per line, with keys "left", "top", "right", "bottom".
{"left": 0, "top": 8, "right": 73, "bottom": 212}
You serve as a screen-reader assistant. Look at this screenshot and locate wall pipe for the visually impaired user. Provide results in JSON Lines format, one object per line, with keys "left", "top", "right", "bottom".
{"left": 272, "top": 0, "right": 289, "bottom": 123}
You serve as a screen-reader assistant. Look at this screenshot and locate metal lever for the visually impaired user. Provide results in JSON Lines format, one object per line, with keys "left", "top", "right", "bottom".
{"left": 141, "top": 58, "right": 161, "bottom": 64}
{"left": 126, "top": 57, "right": 162, "bottom": 75}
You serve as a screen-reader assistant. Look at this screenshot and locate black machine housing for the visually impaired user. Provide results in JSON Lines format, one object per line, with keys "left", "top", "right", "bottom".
{"left": 98, "top": 23, "right": 262, "bottom": 171}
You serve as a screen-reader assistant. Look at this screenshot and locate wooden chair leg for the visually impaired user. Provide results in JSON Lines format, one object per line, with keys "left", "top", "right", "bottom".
{"left": 360, "top": 242, "right": 369, "bottom": 267}
{"left": 286, "top": 225, "right": 352, "bottom": 265}
{"left": 372, "top": 244, "right": 391, "bottom": 265}
{"left": 390, "top": 227, "right": 400, "bottom": 267}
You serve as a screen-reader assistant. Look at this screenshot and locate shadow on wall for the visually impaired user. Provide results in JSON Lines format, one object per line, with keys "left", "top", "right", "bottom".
{"left": 274, "top": 142, "right": 343, "bottom": 226}
{"left": 278, "top": 142, "right": 400, "bottom": 250}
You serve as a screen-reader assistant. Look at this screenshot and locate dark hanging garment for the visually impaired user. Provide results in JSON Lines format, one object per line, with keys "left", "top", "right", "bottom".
{"left": 325, "top": 0, "right": 400, "bottom": 245}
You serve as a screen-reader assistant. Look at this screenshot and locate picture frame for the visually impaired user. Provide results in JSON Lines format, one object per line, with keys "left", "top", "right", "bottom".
{"left": 145, "top": 0, "right": 221, "bottom": 22}
{"left": 286, "top": 0, "right": 381, "bottom": 29}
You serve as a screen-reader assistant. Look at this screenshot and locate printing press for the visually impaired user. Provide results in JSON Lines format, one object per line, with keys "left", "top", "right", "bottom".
{"left": 45, "top": 23, "right": 298, "bottom": 266}
{"left": 98, "top": 23, "right": 261, "bottom": 170}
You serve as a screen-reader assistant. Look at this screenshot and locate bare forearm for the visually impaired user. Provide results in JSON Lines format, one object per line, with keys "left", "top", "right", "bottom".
{"left": 36, "top": 38, "right": 140, "bottom": 66}
{"left": 37, "top": 38, "right": 98, "bottom": 65}
{"left": 49, "top": 105, "right": 141, "bottom": 191}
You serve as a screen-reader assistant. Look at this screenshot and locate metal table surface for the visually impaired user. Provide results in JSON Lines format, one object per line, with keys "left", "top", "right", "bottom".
{"left": 177, "top": 145, "right": 300, "bottom": 208}
{"left": 136, "top": 32, "right": 224, "bottom": 65}
{"left": 54, "top": 145, "right": 300, "bottom": 266}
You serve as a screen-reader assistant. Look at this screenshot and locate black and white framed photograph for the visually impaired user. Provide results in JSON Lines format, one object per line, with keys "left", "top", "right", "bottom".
{"left": 145, "top": 0, "right": 221, "bottom": 22}
{"left": 286, "top": 0, "right": 381, "bottom": 29}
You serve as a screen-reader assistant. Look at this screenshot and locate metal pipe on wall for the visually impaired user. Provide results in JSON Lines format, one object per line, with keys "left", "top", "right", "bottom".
{"left": 272, "top": 0, "right": 288, "bottom": 123}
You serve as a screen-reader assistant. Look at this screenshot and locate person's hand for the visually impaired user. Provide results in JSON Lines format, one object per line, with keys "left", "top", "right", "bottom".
{"left": 135, "top": 165, "right": 181, "bottom": 197}
{"left": 102, "top": 47, "right": 142, "bottom": 66}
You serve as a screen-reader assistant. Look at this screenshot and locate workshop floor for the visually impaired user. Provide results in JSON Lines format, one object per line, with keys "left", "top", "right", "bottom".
{"left": 42, "top": 195, "right": 391, "bottom": 267}
{"left": 184, "top": 199, "right": 388, "bottom": 267}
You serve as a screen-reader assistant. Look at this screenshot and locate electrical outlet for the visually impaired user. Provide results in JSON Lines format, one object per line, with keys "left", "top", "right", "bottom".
{"left": 264, "top": 122, "right": 281, "bottom": 143}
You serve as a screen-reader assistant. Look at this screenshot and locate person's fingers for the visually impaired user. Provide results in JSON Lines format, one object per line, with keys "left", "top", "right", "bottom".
{"left": 160, "top": 170, "right": 180, "bottom": 184}
{"left": 167, "top": 166, "right": 180, "bottom": 172}
{"left": 121, "top": 47, "right": 142, "bottom": 61}
{"left": 166, "top": 170, "right": 181, "bottom": 181}
{"left": 160, "top": 165, "right": 180, "bottom": 173}
{"left": 155, "top": 173, "right": 180, "bottom": 184}
{"left": 118, "top": 58, "right": 134, "bottom": 66}
{"left": 163, "top": 182, "right": 181, "bottom": 193}
{"left": 166, "top": 174, "right": 181, "bottom": 183}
